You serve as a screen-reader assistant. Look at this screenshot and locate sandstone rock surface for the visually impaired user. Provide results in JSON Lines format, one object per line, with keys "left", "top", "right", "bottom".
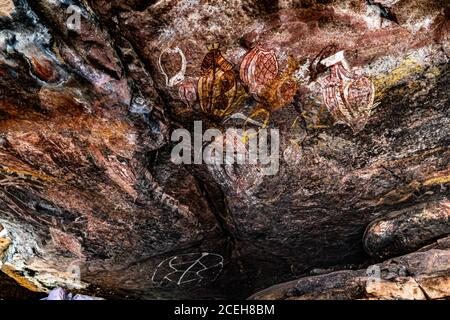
{"left": 0, "top": 0, "right": 448, "bottom": 299}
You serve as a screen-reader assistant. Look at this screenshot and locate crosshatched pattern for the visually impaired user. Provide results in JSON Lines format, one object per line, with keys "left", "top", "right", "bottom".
{"left": 254, "top": 53, "right": 278, "bottom": 84}
{"left": 152, "top": 253, "right": 224, "bottom": 288}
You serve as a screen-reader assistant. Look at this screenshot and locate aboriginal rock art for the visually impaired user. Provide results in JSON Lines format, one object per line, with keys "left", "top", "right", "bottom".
{"left": 319, "top": 50, "right": 375, "bottom": 132}
{"left": 0, "top": 0, "right": 14, "bottom": 17}
{"left": 309, "top": 44, "right": 339, "bottom": 82}
{"left": 142, "top": 169, "right": 192, "bottom": 217}
{"left": 205, "top": 130, "right": 265, "bottom": 195}
{"left": 198, "top": 43, "right": 238, "bottom": 119}
{"left": 239, "top": 46, "right": 298, "bottom": 125}
{"left": 152, "top": 253, "right": 224, "bottom": 288}
{"left": 158, "top": 46, "right": 187, "bottom": 87}
{"left": 178, "top": 80, "right": 197, "bottom": 108}
{"left": 240, "top": 45, "right": 279, "bottom": 102}
{"left": 260, "top": 57, "right": 298, "bottom": 111}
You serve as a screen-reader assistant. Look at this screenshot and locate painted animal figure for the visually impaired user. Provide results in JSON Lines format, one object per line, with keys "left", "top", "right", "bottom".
{"left": 197, "top": 43, "right": 237, "bottom": 119}
{"left": 158, "top": 46, "right": 187, "bottom": 87}
{"left": 178, "top": 80, "right": 197, "bottom": 108}
{"left": 259, "top": 58, "right": 298, "bottom": 111}
{"left": 320, "top": 50, "right": 375, "bottom": 133}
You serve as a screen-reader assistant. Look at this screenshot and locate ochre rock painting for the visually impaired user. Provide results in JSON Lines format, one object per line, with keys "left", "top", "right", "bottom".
{"left": 152, "top": 253, "right": 224, "bottom": 288}
{"left": 257, "top": 57, "right": 299, "bottom": 111}
{"left": 158, "top": 46, "right": 187, "bottom": 87}
{"left": 239, "top": 45, "right": 298, "bottom": 124}
{"left": 0, "top": 0, "right": 448, "bottom": 302}
{"left": 177, "top": 43, "right": 370, "bottom": 130}
{"left": 319, "top": 50, "right": 376, "bottom": 132}
{"left": 240, "top": 45, "right": 279, "bottom": 102}
{"left": 178, "top": 81, "right": 197, "bottom": 109}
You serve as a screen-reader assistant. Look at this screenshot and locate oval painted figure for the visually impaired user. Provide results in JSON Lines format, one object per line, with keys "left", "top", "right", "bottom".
{"left": 320, "top": 50, "right": 375, "bottom": 133}
{"left": 152, "top": 253, "right": 224, "bottom": 288}
{"left": 259, "top": 57, "right": 299, "bottom": 111}
{"left": 178, "top": 80, "right": 197, "bottom": 108}
{"left": 238, "top": 48, "right": 299, "bottom": 127}
{"left": 158, "top": 46, "right": 187, "bottom": 87}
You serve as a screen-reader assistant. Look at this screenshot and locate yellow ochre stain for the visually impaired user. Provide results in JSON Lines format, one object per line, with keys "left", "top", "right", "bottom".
{"left": 373, "top": 58, "right": 425, "bottom": 100}
{"left": 377, "top": 174, "right": 449, "bottom": 206}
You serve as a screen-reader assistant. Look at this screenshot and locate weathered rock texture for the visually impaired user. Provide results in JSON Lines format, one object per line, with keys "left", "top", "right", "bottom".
{"left": 0, "top": 0, "right": 449, "bottom": 299}
{"left": 364, "top": 199, "right": 450, "bottom": 259}
{"left": 250, "top": 237, "right": 450, "bottom": 300}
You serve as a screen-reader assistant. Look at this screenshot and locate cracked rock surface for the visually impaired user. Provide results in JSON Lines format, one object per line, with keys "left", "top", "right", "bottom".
{"left": 0, "top": 0, "right": 449, "bottom": 299}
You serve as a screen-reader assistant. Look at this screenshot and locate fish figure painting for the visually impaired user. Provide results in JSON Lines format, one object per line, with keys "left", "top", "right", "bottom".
{"left": 319, "top": 50, "right": 375, "bottom": 132}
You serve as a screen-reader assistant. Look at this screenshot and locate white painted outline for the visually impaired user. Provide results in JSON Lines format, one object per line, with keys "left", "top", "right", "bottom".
{"left": 152, "top": 252, "right": 224, "bottom": 287}
{"left": 158, "top": 47, "right": 187, "bottom": 87}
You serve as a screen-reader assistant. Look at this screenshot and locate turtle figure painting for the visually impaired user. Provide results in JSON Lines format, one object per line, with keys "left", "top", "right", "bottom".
{"left": 1, "top": 0, "right": 448, "bottom": 306}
